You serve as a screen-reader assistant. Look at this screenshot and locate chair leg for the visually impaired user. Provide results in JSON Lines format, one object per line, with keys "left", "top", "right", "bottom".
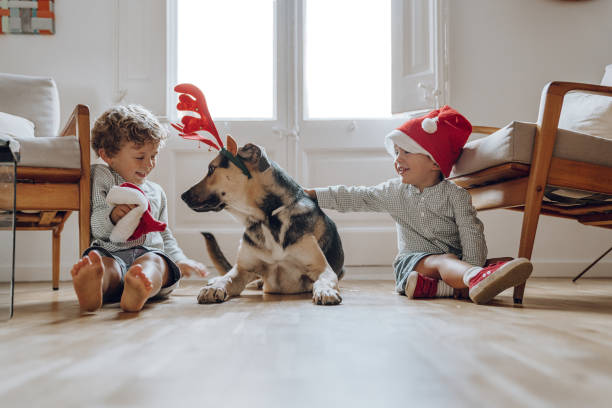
{"left": 52, "top": 229, "right": 60, "bottom": 290}
{"left": 514, "top": 223, "right": 537, "bottom": 304}
{"left": 79, "top": 209, "right": 91, "bottom": 257}
{"left": 515, "top": 196, "right": 544, "bottom": 304}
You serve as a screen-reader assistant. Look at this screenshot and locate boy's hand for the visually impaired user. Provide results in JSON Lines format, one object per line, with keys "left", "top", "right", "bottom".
{"left": 177, "top": 259, "right": 208, "bottom": 278}
{"left": 304, "top": 188, "right": 317, "bottom": 200}
{"left": 110, "top": 204, "right": 137, "bottom": 225}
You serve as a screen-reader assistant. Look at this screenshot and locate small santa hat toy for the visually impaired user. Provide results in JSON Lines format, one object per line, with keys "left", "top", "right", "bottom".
{"left": 106, "top": 182, "right": 167, "bottom": 243}
{"left": 384, "top": 105, "right": 472, "bottom": 177}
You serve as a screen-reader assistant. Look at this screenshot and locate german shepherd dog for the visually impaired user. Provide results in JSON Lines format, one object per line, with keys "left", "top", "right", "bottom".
{"left": 181, "top": 143, "right": 345, "bottom": 305}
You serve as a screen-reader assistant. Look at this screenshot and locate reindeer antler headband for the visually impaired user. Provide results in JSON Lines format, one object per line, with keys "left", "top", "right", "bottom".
{"left": 171, "top": 84, "right": 252, "bottom": 178}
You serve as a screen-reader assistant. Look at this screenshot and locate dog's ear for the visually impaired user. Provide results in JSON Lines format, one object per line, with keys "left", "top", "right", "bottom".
{"left": 238, "top": 143, "right": 270, "bottom": 172}
{"left": 226, "top": 135, "right": 238, "bottom": 156}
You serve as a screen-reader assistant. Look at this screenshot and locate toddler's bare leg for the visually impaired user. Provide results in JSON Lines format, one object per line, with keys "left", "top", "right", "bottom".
{"left": 71, "top": 251, "right": 122, "bottom": 311}
{"left": 120, "top": 252, "right": 169, "bottom": 312}
{"left": 414, "top": 254, "right": 473, "bottom": 289}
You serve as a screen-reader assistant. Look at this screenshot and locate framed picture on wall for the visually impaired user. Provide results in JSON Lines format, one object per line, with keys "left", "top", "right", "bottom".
{"left": 0, "top": 0, "right": 55, "bottom": 35}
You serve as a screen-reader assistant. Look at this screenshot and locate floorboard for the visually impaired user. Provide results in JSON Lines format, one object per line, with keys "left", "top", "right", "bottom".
{"left": 1, "top": 278, "right": 612, "bottom": 407}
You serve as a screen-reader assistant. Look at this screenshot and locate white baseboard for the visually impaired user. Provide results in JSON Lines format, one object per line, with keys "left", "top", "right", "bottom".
{"left": 4, "top": 260, "right": 612, "bottom": 282}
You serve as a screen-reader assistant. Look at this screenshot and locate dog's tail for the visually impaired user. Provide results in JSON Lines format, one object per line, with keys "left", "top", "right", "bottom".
{"left": 201, "top": 232, "right": 232, "bottom": 275}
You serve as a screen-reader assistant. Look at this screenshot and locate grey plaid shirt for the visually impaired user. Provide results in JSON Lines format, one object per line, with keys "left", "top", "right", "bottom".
{"left": 315, "top": 178, "right": 487, "bottom": 266}
{"left": 89, "top": 164, "right": 187, "bottom": 263}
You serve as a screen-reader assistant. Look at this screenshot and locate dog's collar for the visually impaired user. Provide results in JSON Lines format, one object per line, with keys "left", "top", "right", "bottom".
{"left": 219, "top": 148, "right": 252, "bottom": 179}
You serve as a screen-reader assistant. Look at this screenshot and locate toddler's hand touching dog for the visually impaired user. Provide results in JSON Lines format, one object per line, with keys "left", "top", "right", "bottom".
{"left": 177, "top": 259, "right": 208, "bottom": 278}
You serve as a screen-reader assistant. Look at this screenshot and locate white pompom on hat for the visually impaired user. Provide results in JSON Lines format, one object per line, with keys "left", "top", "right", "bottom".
{"left": 421, "top": 117, "right": 438, "bottom": 134}
{"left": 384, "top": 105, "right": 472, "bottom": 177}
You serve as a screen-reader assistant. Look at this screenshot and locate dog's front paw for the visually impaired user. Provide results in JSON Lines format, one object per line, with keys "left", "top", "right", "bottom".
{"left": 312, "top": 287, "right": 342, "bottom": 305}
{"left": 197, "top": 285, "right": 228, "bottom": 304}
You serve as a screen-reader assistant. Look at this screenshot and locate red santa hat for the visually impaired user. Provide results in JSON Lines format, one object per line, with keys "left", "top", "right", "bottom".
{"left": 384, "top": 105, "right": 472, "bottom": 177}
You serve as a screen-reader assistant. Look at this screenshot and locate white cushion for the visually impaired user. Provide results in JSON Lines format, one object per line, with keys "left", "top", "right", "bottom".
{"left": 0, "top": 72, "right": 60, "bottom": 137}
{"left": 451, "top": 121, "right": 612, "bottom": 178}
{"left": 558, "top": 92, "right": 612, "bottom": 140}
{"left": 0, "top": 73, "right": 80, "bottom": 168}
{"left": 554, "top": 65, "right": 612, "bottom": 140}
{"left": 0, "top": 112, "right": 35, "bottom": 139}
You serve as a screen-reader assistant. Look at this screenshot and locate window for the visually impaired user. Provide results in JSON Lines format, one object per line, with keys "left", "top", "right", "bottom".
{"left": 304, "top": 0, "right": 391, "bottom": 118}
{"left": 170, "top": 0, "right": 446, "bottom": 121}
{"left": 176, "top": 0, "right": 275, "bottom": 119}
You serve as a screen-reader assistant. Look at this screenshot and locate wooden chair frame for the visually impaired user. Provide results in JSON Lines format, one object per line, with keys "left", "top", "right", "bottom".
{"left": 15, "top": 105, "right": 90, "bottom": 289}
{"left": 449, "top": 82, "right": 612, "bottom": 304}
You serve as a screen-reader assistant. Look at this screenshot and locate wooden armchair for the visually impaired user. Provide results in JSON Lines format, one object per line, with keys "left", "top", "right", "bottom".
{"left": 449, "top": 81, "right": 612, "bottom": 304}
{"left": 16, "top": 106, "right": 91, "bottom": 290}
{"left": 0, "top": 73, "right": 90, "bottom": 290}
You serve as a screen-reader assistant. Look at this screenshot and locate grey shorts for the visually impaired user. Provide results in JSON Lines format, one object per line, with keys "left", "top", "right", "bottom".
{"left": 83, "top": 245, "right": 181, "bottom": 303}
{"left": 393, "top": 252, "right": 434, "bottom": 295}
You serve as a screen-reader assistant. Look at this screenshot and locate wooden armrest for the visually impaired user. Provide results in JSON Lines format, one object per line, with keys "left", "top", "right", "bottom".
{"left": 60, "top": 104, "right": 89, "bottom": 137}
{"left": 59, "top": 104, "right": 90, "bottom": 171}
{"left": 472, "top": 126, "right": 500, "bottom": 135}
{"left": 545, "top": 81, "right": 612, "bottom": 98}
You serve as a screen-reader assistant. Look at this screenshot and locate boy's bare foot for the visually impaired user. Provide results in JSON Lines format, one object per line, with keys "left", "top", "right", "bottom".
{"left": 120, "top": 265, "right": 152, "bottom": 312}
{"left": 70, "top": 251, "right": 104, "bottom": 312}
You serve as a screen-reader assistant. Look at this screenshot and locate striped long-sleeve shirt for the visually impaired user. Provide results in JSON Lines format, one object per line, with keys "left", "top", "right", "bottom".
{"left": 315, "top": 178, "right": 487, "bottom": 267}
{"left": 89, "top": 164, "right": 187, "bottom": 263}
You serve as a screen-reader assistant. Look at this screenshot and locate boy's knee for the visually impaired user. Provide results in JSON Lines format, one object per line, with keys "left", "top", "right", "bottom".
{"left": 424, "top": 252, "right": 457, "bottom": 264}
{"left": 440, "top": 253, "right": 459, "bottom": 262}
{"left": 426, "top": 253, "right": 458, "bottom": 269}
{"left": 135, "top": 252, "right": 165, "bottom": 268}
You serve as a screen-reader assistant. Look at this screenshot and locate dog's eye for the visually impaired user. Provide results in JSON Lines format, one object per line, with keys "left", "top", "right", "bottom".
{"left": 207, "top": 165, "right": 215, "bottom": 176}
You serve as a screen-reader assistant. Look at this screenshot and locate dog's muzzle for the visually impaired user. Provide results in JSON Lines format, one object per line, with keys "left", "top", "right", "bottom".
{"left": 181, "top": 190, "right": 226, "bottom": 212}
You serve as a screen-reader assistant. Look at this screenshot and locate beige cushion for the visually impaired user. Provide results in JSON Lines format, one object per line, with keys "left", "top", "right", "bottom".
{"left": 0, "top": 72, "right": 60, "bottom": 137}
{"left": 16, "top": 136, "right": 81, "bottom": 168}
{"left": 451, "top": 121, "right": 612, "bottom": 178}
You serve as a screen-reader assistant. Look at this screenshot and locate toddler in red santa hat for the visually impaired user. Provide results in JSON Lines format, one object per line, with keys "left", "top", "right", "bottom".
{"left": 70, "top": 105, "right": 207, "bottom": 313}
{"left": 306, "top": 106, "right": 532, "bottom": 304}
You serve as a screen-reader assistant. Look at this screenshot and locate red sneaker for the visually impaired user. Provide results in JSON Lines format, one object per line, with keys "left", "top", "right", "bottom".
{"left": 468, "top": 258, "right": 533, "bottom": 304}
{"left": 405, "top": 271, "right": 453, "bottom": 299}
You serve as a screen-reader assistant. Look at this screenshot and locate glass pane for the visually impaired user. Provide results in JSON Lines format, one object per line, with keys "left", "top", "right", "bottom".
{"left": 0, "top": 155, "right": 16, "bottom": 321}
{"left": 177, "top": 0, "right": 274, "bottom": 119}
{"left": 304, "top": 0, "right": 391, "bottom": 119}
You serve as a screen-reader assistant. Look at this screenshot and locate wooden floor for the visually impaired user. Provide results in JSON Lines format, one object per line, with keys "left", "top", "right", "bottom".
{"left": 2, "top": 277, "right": 612, "bottom": 407}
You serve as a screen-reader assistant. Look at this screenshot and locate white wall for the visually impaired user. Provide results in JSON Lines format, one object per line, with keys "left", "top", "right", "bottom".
{"left": 1, "top": 0, "right": 611, "bottom": 281}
